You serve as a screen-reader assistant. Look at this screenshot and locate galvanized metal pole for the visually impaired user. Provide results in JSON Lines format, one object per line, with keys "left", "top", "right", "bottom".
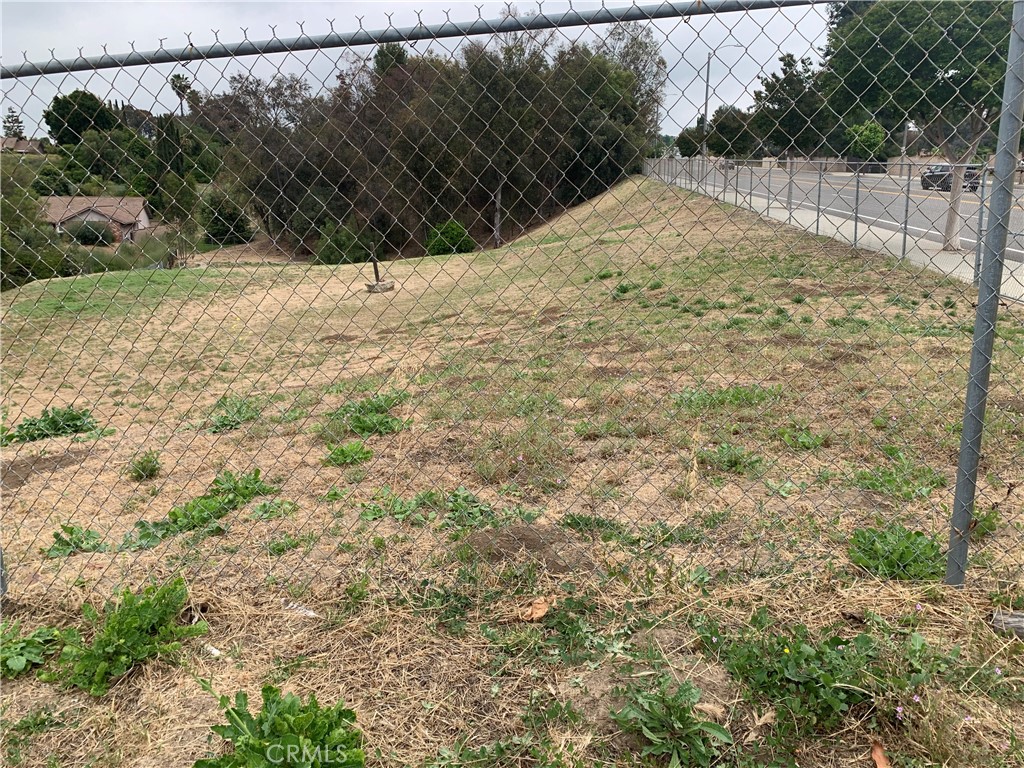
{"left": 786, "top": 157, "right": 794, "bottom": 224}
{"left": 767, "top": 165, "right": 773, "bottom": 216}
{"left": 2, "top": 0, "right": 818, "bottom": 79}
{"left": 853, "top": 170, "right": 861, "bottom": 247}
{"left": 973, "top": 165, "right": 989, "bottom": 286}
{"left": 946, "top": 0, "right": 1024, "bottom": 586}
{"left": 901, "top": 158, "right": 913, "bottom": 260}
{"left": 815, "top": 160, "right": 823, "bottom": 235}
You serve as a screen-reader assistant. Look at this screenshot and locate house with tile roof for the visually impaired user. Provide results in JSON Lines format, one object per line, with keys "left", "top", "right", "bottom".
{"left": 42, "top": 196, "right": 151, "bottom": 243}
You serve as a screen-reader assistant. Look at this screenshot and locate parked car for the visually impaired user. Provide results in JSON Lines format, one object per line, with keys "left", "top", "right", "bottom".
{"left": 920, "top": 164, "right": 981, "bottom": 192}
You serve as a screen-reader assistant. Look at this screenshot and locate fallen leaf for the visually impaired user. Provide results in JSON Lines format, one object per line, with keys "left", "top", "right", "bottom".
{"left": 522, "top": 595, "right": 555, "bottom": 621}
{"left": 743, "top": 709, "right": 776, "bottom": 745}
{"left": 753, "top": 710, "right": 776, "bottom": 728}
{"left": 871, "top": 741, "right": 891, "bottom": 768}
{"left": 694, "top": 702, "right": 726, "bottom": 721}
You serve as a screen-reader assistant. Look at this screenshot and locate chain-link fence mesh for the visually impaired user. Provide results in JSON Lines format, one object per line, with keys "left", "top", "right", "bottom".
{"left": 2, "top": 1, "right": 1023, "bottom": 765}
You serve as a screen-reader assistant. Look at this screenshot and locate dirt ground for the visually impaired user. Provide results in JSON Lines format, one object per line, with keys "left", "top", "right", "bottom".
{"left": 1, "top": 178, "right": 1022, "bottom": 767}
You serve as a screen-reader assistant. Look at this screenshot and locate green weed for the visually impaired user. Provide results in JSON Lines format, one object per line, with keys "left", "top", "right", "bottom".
{"left": 848, "top": 524, "right": 944, "bottom": 580}
{"left": 320, "top": 390, "right": 410, "bottom": 441}
{"left": 266, "top": 533, "right": 317, "bottom": 556}
{"left": 1, "top": 622, "right": 60, "bottom": 678}
{"left": 206, "top": 396, "right": 262, "bottom": 433}
{"left": 194, "top": 683, "right": 364, "bottom": 768}
{"left": 611, "top": 676, "right": 732, "bottom": 768}
{"left": 323, "top": 441, "right": 373, "bottom": 467}
{"left": 44, "top": 578, "right": 207, "bottom": 696}
{"left": 122, "top": 469, "right": 277, "bottom": 550}
{"left": 127, "top": 449, "right": 161, "bottom": 481}
{"left": 248, "top": 499, "right": 299, "bottom": 521}
{"left": 698, "top": 443, "right": 763, "bottom": 475}
{"left": 852, "top": 447, "right": 946, "bottom": 500}
{"left": 776, "top": 423, "right": 829, "bottom": 451}
{"left": 43, "top": 524, "right": 109, "bottom": 558}
{"left": 674, "top": 384, "right": 780, "bottom": 414}
{"left": 1, "top": 406, "right": 98, "bottom": 445}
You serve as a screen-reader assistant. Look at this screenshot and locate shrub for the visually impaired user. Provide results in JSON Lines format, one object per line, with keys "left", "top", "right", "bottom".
{"left": 426, "top": 220, "right": 475, "bottom": 256}
{"left": 45, "top": 578, "right": 207, "bottom": 696}
{"left": 200, "top": 191, "right": 253, "bottom": 246}
{"left": 64, "top": 221, "right": 114, "bottom": 247}
{"left": 313, "top": 220, "right": 371, "bottom": 265}
{"left": 31, "top": 164, "right": 76, "bottom": 196}
{"left": 194, "top": 684, "right": 364, "bottom": 768}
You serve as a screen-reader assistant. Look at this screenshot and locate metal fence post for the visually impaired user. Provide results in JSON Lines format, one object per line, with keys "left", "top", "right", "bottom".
{"left": 946, "top": 0, "right": 1024, "bottom": 586}
{"left": 973, "top": 166, "right": 988, "bottom": 285}
{"left": 815, "top": 160, "right": 823, "bottom": 235}
{"left": 853, "top": 170, "right": 861, "bottom": 247}
{"left": 786, "top": 157, "right": 794, "bottom": 224}
{"left": 766, "top": 164, "right": 773, "bottom": 216}
{"left": 901, "top": 158, "right": 913, "bottom": 260}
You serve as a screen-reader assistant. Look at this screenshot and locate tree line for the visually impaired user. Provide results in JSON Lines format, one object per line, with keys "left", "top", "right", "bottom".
{"left": 1, "top": 23, "right": 666, "bottom": 288}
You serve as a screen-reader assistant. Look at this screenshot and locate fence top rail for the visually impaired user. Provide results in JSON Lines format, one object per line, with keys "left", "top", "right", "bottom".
{"left": 1, "top": 0, "right": 819, "bottom": 80}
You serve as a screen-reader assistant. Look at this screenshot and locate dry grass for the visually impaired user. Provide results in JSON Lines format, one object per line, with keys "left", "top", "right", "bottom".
{"left": 1, "top": 178, "right": 1022, "bottom": 767}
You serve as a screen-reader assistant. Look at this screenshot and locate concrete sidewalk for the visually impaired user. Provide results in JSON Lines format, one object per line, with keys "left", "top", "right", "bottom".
{"left": 651, "top": 169, "right": 1024, "bottom": 303}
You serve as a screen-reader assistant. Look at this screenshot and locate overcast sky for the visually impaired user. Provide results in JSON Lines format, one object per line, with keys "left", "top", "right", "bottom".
{"left": 1, "top": 1, "right": 830, "bottom": 137}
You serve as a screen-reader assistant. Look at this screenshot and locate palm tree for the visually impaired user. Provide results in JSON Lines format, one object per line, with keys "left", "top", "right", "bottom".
{"left": 169, "top": 74, "right": 192, "bottom": 117}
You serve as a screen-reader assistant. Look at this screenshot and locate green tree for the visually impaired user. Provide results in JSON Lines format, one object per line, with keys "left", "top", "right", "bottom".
{"left": 373, "top": 43, "right": 408, "bottom": 78}
{"left": 675, "top": 127, "right": 702, "bottom": 157}
{"left": 1, "top": 164, "right": 78, "bottom": 290}
{"left": 824, "top": 0, "right": 1012, "bottom": 250}
{"left": 707, "top": 106, "right": 755, "bottom": 157}
{"left": 201, "top": 191, "right": 253, "bottom": 245}
{"left": 169, "top": 74, "right": 193, "bottom": 118}
{"left": 845, "top": 120, "right": 887, "bottom": 162}
{"left": 154, "top": 116, "right": 186, "bottom": 178}
{"left": 150, "top": 171, "right": 198, "bottom": 224}
{"left": 42, "top": 90, "right": 117, "bottom": 146}
{"left": 751, "top": 54, "right": 829, "bottom": 157}
{"left": 3, "top": 108, "right": 25, "bottom": 139}
{"left": 314, "top": 220, "right": 371, "bottom": 264}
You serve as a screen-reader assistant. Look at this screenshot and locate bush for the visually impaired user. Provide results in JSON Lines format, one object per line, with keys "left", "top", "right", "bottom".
{"left": 31, "top": 164, "right": 75, "bottom": 196}
{"left": 200, "top": 191, "right": 253, "bottom": 246}
{"left": 314, "top": 220, "right": 371, "bottom": 265}
{"left": 64, "top": 221, "right": 114, "bottom": 247}
{"left": 426, "top": 220, "right": 476, "bottom": 256}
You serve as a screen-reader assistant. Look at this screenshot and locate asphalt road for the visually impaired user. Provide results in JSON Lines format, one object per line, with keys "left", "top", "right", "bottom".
{"left": 673, "top": 164, "right": 1024, "bottom": 263}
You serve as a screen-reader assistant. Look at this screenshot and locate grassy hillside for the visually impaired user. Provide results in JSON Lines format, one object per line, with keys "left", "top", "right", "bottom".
{"left": 1, "top": 178, "right": 1022, "bottom": 767}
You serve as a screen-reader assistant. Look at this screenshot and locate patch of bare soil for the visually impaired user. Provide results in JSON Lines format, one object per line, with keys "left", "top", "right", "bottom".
{"left": 463, "top": 523, "right": 593, "bottom": 575}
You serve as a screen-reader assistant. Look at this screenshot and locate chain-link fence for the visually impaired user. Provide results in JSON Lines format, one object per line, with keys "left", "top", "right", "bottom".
{"left": 2, "top": 1, "right": 1023, "bottom": 766}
